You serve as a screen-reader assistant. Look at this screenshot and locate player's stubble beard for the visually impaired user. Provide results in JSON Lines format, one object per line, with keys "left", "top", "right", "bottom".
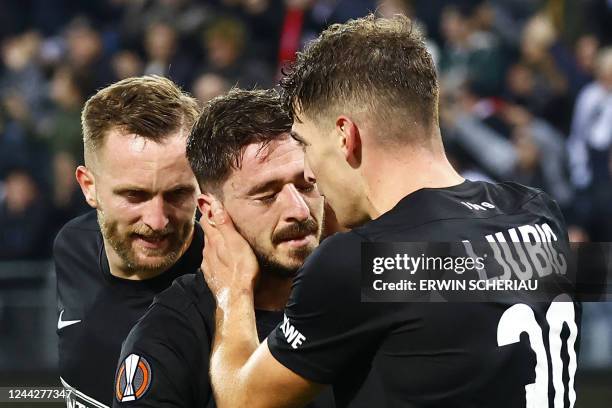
{"left": 97, "top": 208, "right": 193, "bottom": 275}
{"left": 240, "top": 216, "right": 322, "bottom": 278}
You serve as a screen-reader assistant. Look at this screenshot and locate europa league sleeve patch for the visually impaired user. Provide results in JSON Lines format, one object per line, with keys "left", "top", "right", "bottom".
{"left": 115, "top": 354, "right": 152, "bottom": 402}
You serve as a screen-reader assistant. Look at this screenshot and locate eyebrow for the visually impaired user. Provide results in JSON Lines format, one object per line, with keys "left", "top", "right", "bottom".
{"left": 245, "top": 179, "right": 283, "bottom": 196}
{"left": 290, "top": 130, "right": 307, "bottom": 145}
{"left": 113, "top": 184, "right": 196, "bottom": 195}
{"left": 245, "top": 168, "right": 309, "bottom": 197}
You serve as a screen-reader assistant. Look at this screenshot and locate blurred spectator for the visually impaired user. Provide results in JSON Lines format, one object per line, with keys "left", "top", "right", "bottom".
{"left": 574, "top": 34, "right": 600, "bottom": 83}
{"left": 0, "top": 0, "right": 609, "bottom": 255}
{"left": 192, "top": 72, "right": 231, "bottom": 106}
{"left": 44, "top": 66, "right": 85, "bottom": 161}
{"left": 568, "top": 47, "right": 612, "bottom": 190}
{"left": 64, "top": 18, "right": 114, "bottom": 95}
{"left": 0, "top": 167, "right": 51, "bottom": 260}
{"left": 438, "top": 4, "right": 506, "bottom": 96}
{"left": 442, "top": 84, "right": 573, "bottom": 207}
{"left": 111, "top": 50, "right": 144, "bottom": 80}
{"left": 567, "top": 46, "right": 612, "bottom": 241}
{"left": 42, "top": 66, "right": 90, "bottom": 228}
{"left": 200, "top": 16, "right": 272, "bottom": 87}
{"left": 512, "top": 14, "right": 576, "bottom": 133}
{"left": 376, "top": 0, "right": 439, "bottom": 65}
{"left": 143, "top": 20, "right": 195, "bottom": 88}
{"left": 240, "top": 0, "right": 285, "bottom": 66}
{"left": 120, "top": 0, "right": 211, "bottom": 49}
{"left": 0, "top": 32, "right": 46, "bottom": 117}
{"left": 0, "top": 32, "right": 50, "bottom": 183}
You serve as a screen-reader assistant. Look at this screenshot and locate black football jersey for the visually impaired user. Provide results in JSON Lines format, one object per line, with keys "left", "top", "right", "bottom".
{"left": 55, "top": 211, "right": 203, "bottom": 407}
{"left": 267, "top": 180, "right": 580, "bottom": 407}
{"left": 113, "top": 271, "right": 335, "bottom": 408}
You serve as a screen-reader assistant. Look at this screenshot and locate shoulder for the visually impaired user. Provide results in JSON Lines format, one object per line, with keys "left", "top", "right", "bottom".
{"left": 300, "top": 231, "right": 363, "bottom": 274}
{"left": 136, "top": 273, "right": 216, "bottom": 346}
{"left": 495, "top": 182, "right": 564, "bottom": 219}
{"left": 116, "top": 292, "right": 212, "bottom": 407}
{"left": 290, "top": 231, "right": 364, "bottom": 304}
{"left": 53, "top": 211, "right": 101, "bottom": 259}
{"left": 152, "top": 273, "right": 215, "bottom": 318}
{"left": 121, "top": 288, "right": 211, "bottom": 369}
{"left": 56, "top": 211, "right": 100, "bottom": 237}
{"left": 54, "top": 211, "right": 104, "bottom": 292}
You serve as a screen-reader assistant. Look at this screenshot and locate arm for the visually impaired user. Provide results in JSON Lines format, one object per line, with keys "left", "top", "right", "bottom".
{"left": 201, "top": 203, "right": 323, "bottom": 408}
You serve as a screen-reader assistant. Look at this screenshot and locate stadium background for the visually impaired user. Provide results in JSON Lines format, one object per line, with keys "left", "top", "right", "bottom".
{"left": 0, "top": 0, "right": 610, "bottom": 406}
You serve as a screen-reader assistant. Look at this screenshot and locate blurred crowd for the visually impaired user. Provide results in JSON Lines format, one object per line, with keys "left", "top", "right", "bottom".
{"left": 0, "top": 0, "right": 610, "bottom": 260}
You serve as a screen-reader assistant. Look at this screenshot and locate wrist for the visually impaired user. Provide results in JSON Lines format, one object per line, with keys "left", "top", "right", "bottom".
{"left": 216, "top": 286, "right": 254, "bottom": 313}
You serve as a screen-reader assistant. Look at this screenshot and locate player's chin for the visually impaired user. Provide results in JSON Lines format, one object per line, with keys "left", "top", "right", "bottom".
{"left": 281, "top": 242, "right": 317, "bottom": 262}
{"left": 131, "top": 252, "right": 178, "bottom": 272}
{"left": 131, "top": 241, "right": 180, "bottom": 263}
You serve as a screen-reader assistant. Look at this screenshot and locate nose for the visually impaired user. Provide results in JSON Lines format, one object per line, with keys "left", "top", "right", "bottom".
{"left": 281, "top": 184, "right": 310, "bottom": 223}
{"left": 142, "top": 195, "right": 169, "bottom": 231}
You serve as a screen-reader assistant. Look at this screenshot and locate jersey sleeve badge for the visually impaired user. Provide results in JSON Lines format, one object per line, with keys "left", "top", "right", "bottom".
{"left": 115, "top": 354, "right": 152, "bottom": 402}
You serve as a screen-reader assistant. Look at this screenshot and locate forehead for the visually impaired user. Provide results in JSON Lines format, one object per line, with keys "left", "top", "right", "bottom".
{"left": 96, "top": 128, "right": 194, "bottom": 188}
{"left": 225, "top": 134, "right": 305, "bottom": 193}
{"left": 291, "top": 113, "right": 324, "bottom": 140}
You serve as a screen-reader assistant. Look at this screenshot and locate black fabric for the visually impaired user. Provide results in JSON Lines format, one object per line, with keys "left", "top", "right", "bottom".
{"left": 113, "top": 271, "right": 335, "bottom": 408}
{"left": 55, "top": 211, "right": 203, "bottom": 407}
{"left": 267, "top": 180, "right": 580, "bottom": 408}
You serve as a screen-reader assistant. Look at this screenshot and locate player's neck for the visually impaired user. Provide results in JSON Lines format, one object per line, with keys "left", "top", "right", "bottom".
{"left": 253, "top": 272, "right": 292, "bottom": 312}
{"left": 106, "top": 230, "right": 194, "bottom": 281}
{"left": 364, "top": 143, "right": 464, "bottom": 220}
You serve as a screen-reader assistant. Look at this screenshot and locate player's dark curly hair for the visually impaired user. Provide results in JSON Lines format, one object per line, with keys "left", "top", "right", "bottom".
{"left": 186, "top": 88, "right": 292, "bottom": 191}
{"left": 280, "top": 14, "right": 439, "bottom": 138}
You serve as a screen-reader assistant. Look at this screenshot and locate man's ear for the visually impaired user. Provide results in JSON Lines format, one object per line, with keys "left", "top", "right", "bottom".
{"left": 197, "top": 192, "right": 217, "bottom": 225}
{"left": 75, "top": 165, "right": 98, "bottom": 208}
{"left": 337, "top": 116, "right": 361, "bottom": 168}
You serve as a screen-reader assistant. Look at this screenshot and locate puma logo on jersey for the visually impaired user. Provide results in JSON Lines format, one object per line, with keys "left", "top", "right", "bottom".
{"left": 461, "top": 201, "right": 496, "bottom": 211}
{"left": 280, "top": 314, "right": 306, "bottom": 349}
{"left": 58, "top": 310, "right": 82, "bottom": 330}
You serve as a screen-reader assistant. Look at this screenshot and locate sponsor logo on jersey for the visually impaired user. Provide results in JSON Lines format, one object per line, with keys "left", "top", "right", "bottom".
{"left": 460, "top": 201, "right": 496, "bottom": 211}
{"left": 57, "top": 310, "right": 82, "bottom": 330}
{"left": 280, "top": 314, "right": 306, "bottom": 349}
{"left": 115, "top": 354, "right": 152, "bottom": 402}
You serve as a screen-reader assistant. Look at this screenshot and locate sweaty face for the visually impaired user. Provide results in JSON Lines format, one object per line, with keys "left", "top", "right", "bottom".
{"left": 94, "top": 130, "right": 198, "bottom": 276}
{"left": 220, "top": 134, "right": 324, "bottom": 277}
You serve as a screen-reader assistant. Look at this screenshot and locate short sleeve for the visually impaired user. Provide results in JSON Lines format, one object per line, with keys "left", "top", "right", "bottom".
{"left": 267, "top": 232, "right": 389, "bottom": 384}
{"left": 113, "top": 305, "right": 210, "bottom": 407}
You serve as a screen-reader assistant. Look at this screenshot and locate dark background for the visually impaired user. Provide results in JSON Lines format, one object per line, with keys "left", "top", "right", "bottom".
{"left": 0, "top": 0, "right": 611, "bottom": 406}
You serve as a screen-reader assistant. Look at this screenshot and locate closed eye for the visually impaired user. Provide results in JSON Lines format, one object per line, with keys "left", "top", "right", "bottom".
{"left": 121, "top": 190, "right": 150, "bottom": 203}
{"left": 164, "top": 187, "right": 195, "bottom": 203}
{"left": 297, "top": 183, "right": 315, "bottom": 193}
{"left": 254, "top": 192, "right": 278, "bottom": 204}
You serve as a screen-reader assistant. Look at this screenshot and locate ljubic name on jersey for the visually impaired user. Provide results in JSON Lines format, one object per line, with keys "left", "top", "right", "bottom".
{"left": 463, "top": 222, "right": 567, "bottom": 280}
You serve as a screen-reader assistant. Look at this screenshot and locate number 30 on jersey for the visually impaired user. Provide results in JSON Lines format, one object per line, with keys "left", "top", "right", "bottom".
{"left": 497, "top": 294, "right": 578, "bottom": 408}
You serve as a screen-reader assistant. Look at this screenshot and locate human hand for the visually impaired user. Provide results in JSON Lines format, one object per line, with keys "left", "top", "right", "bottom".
{"left": 200, "top": 201, "right": 260, "bottom": 306}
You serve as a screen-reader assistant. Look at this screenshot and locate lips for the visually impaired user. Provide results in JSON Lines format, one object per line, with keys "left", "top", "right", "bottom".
{"left": 134, "top": 234, "right": 169, "bottom": 249}
{"left": 278, "top": 233, "right": 314, "bottom": 248}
